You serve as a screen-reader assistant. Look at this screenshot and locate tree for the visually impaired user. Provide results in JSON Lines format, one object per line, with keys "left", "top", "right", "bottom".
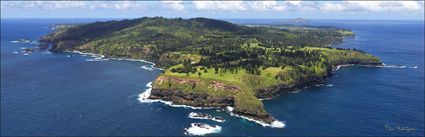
{"left": 198, "top": 72, "right": 202, "bottom": 77}
{"left": 192, "top": 82, "right": 196, "bottom": 89}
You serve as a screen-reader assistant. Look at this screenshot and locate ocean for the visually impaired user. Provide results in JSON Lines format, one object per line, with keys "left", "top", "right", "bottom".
{"left": 1, "top": 18, "right": 424, "bottom": 136}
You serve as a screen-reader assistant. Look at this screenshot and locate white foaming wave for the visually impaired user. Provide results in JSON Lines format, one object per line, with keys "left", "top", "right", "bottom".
{"left": 188, "top": 112, "right": 225, "bottom": 123}
{"left": 289, "top": 89, "right": 301, "bottom": 94}
{"left": 11, "top": 40, "right": 32, "bottom": 44}
{"left": 70, "top": 50, "right": 105, "bottom": 58}
{"left": 85, "top": 57, "right": 109, "bottom": 62}
{"left": 335, "top": 66, "right": 341, "bottom": 70}
{"left": 184, "top": 123, "right": 222, "bottom": 136}
{"left": 365, "top": 63, "right": 418, "bottom": 69}
{"left": 13, "top": 51, "right": 19, "bottom": 54}
{"left": 137, "top": 82, "right": 218, "bottom": 109}
{"left": 259, "top": 97, "right": 274, "bottom": 101}
{"left": 67, "top": 50, "right": 165, "bottom": 71}
{"left": 315, "top": 83, "right": 325, "bottom": 87}
{"left": 334, "top": 63, "right": 417, "bottom": 70}
{"left": 42, "top": 51, "right": 52, "bottom": 54}
{"left": 325, "top": 84, "right": 333, "bottom": 87}
{"left": 334, "top": 64, "right": 355, "bottom": 71}
{"left": 109, "top": 57, "right": 164, "bottom": 71}
{"left": 226, "top": 106, "right": 234, "bottom": 112}
{"left": 226, "top": 107, "right": 285, "bottom": 128}
{"left": 381, "top": 65, "right": 407, "bottom": 69}
{"left": 139, "top": 65, "right": 154, "bottom": 71}
{"left": 138, "top": 82, "right": 153, "bottom": 103}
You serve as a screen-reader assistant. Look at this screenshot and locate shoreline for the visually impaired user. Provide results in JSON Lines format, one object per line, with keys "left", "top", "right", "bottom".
{"left": 31, "top": 47, "right": 289, "bottom": 129}
{"left": 59, "top": 49, "right": 384, "bottom": 128}
{"left": 138, "top": 81, "right": 285, "bottom": 128}
{"left": 64, "top": 50, "right": 165, "bottom": 71}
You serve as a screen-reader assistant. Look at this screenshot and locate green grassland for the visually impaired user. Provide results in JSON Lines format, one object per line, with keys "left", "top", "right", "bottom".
{"left": 153, "top": 46, "right": 381, "bottom": 121}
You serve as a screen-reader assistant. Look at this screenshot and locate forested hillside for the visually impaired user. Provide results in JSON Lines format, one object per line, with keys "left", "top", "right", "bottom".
{"left": 42, "top": 17, "right": 354, "bottom": 67}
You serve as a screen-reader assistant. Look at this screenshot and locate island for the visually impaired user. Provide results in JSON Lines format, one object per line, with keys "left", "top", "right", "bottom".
{"left": 40, "top": 17, "right": 382, "bottom": 126}
{"left": 282, "top": 17, "right": 309, "bottom": 24}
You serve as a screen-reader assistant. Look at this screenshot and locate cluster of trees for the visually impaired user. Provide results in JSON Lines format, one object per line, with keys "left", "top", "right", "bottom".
{"left": 335, "top": 47, "right": 366, "bottom": 53}
{"left": 170, "top": 59, "right": 197, "bottom": 75}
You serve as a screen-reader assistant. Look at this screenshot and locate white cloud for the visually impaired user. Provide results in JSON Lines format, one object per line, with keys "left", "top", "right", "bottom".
{"left": 1, "top": 1, "right": 423, "bottom": 18}
{"left": 193, "top": 1, "right": 247, "bottom": 11}
{"left": 248, "top": 1, "right": 286, "bottom": 11}
{"left": 319, "top": 1, "right": 424, "bottom": 13}
{"left": 162, "top": 1, "right": 185, "bottom": 10}
{"left": 193, "top": 1, "right": 287, "bottom": 11}
{"left": 1, "top": 1, "right": 146, "bottom": 11}
{"left": 91, "top": 1, "right": 146, "bottom": 10}
{"left": 191, "top": 1, "right": 423, "bottom": 14}
{"left": 3, "top": 1, "right": 422, "bottom": 13}
{"left": 287, "top": 1, "right": 302, "bottom": 6}
{"left": 320, "top": 2, "right": 344, "bottom": 12}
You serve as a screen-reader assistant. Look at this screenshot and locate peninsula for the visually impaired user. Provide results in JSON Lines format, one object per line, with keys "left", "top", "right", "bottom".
{"left": 40, "top": 17, "right": 382, "bottom": 126}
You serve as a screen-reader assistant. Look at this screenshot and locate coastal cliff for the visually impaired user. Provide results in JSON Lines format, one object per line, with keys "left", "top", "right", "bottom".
{"left": 148, "top": 48, "right": 381, "bottom": 125}
{"left": 40, "top": 17, "right": 382, "bottom": 126}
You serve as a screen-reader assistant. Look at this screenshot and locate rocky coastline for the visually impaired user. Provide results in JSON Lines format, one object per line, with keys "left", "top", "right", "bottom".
{"left": 148, "top": 62, "right": 383, "bottom": 125}
{"left": 149, "top": 89, "right": 235, "bottom": 108}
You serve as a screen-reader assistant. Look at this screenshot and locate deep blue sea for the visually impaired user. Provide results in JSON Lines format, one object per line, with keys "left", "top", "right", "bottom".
{"left": 1, "top": 18, "right": 424, "bottom": 136}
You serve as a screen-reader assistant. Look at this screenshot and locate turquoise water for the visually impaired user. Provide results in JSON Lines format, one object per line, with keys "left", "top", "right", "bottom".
{"left": 1, "top": 19, "right": 424, "bottom": 136}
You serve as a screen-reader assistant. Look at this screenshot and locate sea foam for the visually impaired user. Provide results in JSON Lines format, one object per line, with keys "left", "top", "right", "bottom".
{"left": 289, "top": 89, "right": 301, "bottom": 94}
{"left": 365, "top": 63, "right": 419, "bottom": 69}
{"left": 85, "top": 57, "right": 109, "bottom": 62}
{"left": 188, "top": 112, "right": 225, "bottom": 122}
{"left": 226, "top": 107, "right": 285, "bottom": 128}
{"left": 139, "top": 65, "right": 154, "bottom": 71}
{"left": 184, "top": 123, "right": 222, "bottom": 136}
{"left": 336, "top": 63, "right": 419, "bottom": 70}
{"left": 79, "top": 51, "right": 163, "bottom": 70}
{"left": 334, "top": 64, "right": 355, "bottom": 71}
{"left": 42, "top": 51, "right": 52, "bottom": 54}
{"left": 68, "top": 50, "right": 164, "bottom": 70}
{"left": 381, "top": 65, "right": 407, "bottom": 69}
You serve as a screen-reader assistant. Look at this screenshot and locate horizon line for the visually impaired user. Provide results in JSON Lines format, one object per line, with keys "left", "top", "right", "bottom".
{"left": 1, "top": 17, "right": 424, "bottom": 21}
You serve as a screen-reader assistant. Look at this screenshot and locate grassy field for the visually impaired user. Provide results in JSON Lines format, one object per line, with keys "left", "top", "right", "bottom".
{"left": 153, "top": 47, "right": 381, "bottom": 121}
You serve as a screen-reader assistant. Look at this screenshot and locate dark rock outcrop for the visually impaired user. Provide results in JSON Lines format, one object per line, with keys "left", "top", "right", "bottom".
{"left": 149, "top": 88, "right": 235, "bottom": 108}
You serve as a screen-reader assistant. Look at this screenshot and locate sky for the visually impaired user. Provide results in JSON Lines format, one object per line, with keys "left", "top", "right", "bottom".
{"left": 1, "top": 1, "right": 424, "bottom": 20}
